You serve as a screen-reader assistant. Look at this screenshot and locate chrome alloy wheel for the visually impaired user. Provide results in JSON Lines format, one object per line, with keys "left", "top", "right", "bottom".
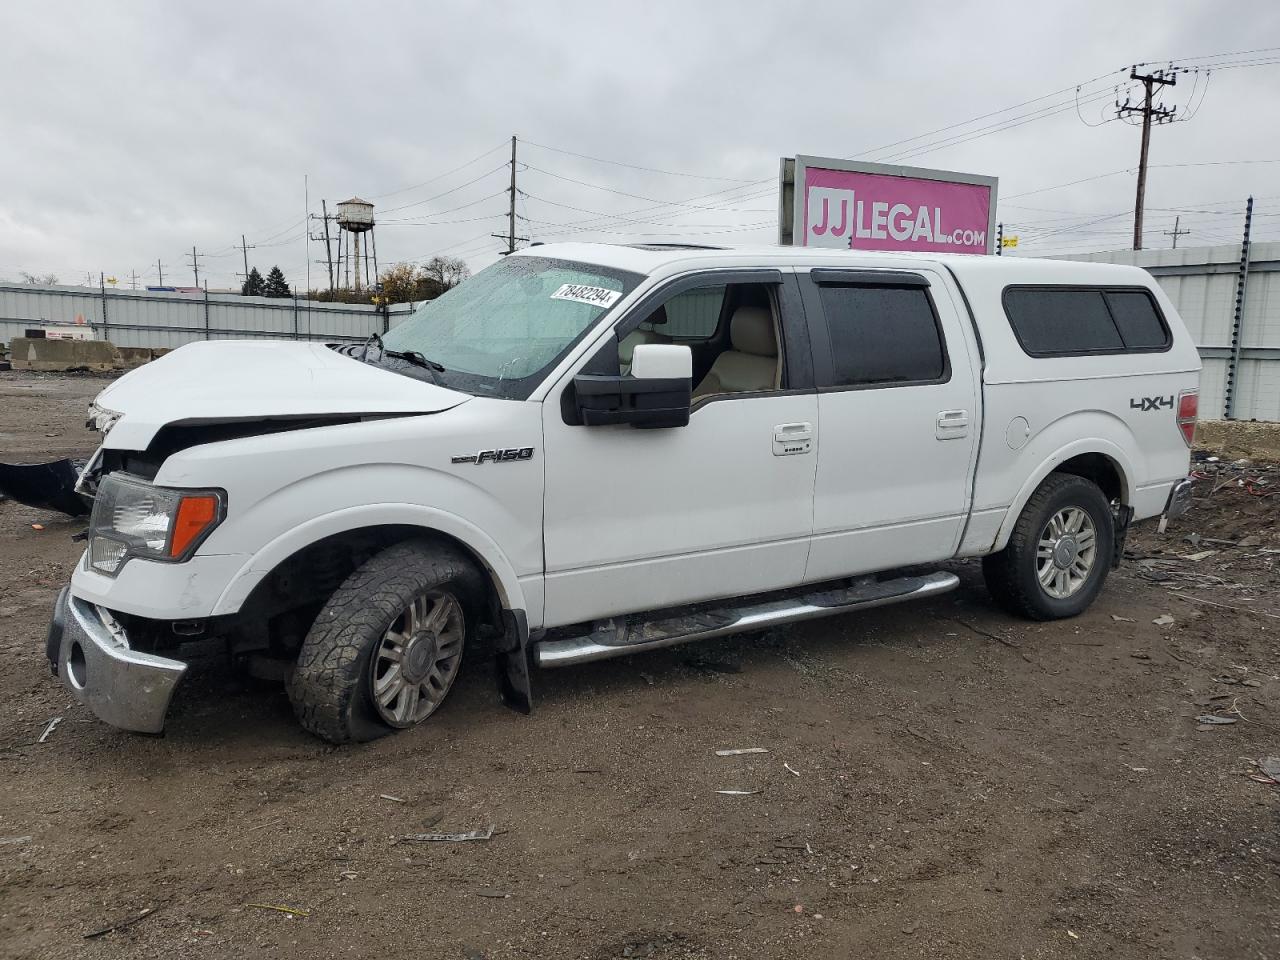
{"left": 370, "top": 592, "right": 465, "bottom": 727}
{"left": 1036, "top": 506, "right": 1098, "bottom": 599}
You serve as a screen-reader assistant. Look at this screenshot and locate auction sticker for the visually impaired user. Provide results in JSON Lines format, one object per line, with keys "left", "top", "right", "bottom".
{"left": 550, "top": 283, "right": 621, "bottom": 308}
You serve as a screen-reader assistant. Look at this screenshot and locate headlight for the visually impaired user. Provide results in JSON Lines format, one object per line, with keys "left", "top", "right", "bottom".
{"left": 87, "top": 473, "right": 225, "bottom": 575}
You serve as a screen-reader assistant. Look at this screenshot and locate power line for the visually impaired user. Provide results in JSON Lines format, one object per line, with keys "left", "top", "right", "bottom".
{"left": 366, "top": 141, "right": 510, "bottom": 201}
{"left": 379, "top": 164, "right": 510, "bottom": 215}
{"left": 517, "top": 138, "right": 757, "bottom": 182}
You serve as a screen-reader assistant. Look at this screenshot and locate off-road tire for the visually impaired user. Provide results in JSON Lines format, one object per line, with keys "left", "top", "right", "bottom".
{"left": 982, "top": 472, "right": 1115, "bottom": 621}
{"left": 287, "top": 539, "right": 481, "bottom": 744}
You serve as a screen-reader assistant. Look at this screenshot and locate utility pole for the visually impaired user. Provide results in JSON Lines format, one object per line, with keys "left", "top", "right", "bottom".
{"left": 187, "top": 246, "right": 203, "bottom": 287}
{"left": 240, "top": 234, "right": 255, "bottom": 282}
{"left": 1163, "top": 215, "right": 1191, "bottom": 249}
{"left": 507, "top": 135, "right": 517, "bottom": 254}
{"left": 491, "top": 135, "right": 529, "bottom": 254}
{"left": 1117, "top": 67, "right": 1177, "bottom": 250}
{"left": 156, "top": 259, "right": 165, "bottom": 287}
{"left": 320, "top": 200, "right": 335, "bottom": 293}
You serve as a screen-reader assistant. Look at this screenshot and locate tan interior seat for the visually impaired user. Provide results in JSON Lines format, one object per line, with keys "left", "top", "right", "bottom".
{"left": 692, "top": 305, "right": 779, "bottom": 400}
{"left": 619, "top": 305, "right": 672, "bottom": 375}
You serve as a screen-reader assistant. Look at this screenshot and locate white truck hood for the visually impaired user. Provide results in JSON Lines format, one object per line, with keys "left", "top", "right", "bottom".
{"left": 93, "top": 340, "right": 471, "bottom": 450}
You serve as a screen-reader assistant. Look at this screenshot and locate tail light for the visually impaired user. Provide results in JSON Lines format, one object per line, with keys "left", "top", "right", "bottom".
{"left": 1176, "top": 390, "right": 1198, "bottom": 447}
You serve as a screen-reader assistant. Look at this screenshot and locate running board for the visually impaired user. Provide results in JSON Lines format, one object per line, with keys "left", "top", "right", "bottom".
{"left": 534, "top": 570, "right": 959, "bottom": 668}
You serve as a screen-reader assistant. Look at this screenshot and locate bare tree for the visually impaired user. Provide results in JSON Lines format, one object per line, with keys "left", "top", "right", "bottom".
{"left": 19, "top": 271, "right": 60, "bottom": 285}
{"left": 422, "top": 256, "right": 470, "bottom": 291}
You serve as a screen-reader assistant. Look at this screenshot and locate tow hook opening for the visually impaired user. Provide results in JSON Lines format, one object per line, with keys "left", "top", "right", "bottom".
{"left": 67, "top": 641, "right": 87, "bottom": 689}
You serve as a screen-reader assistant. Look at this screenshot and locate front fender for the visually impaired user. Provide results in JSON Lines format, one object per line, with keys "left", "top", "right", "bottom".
{"left": 211, "top": 500, "right": 529, "bottom": 617}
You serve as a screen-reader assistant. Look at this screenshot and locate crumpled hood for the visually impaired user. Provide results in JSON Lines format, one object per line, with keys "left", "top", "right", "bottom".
{"left": 93, "top": 340, "right": 471, "bottom": 450}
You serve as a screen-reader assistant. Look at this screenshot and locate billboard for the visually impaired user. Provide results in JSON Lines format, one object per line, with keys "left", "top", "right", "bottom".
{"left": 779, "top": 156, "right": 998, "bottom": 255}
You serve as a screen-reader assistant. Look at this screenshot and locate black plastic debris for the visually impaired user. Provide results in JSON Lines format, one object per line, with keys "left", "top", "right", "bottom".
{"left": 0, "top": 459, "right": 91, "bottom": 516}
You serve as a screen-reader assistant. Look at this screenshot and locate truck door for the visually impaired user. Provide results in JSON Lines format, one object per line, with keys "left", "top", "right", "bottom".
{"left": 540, "top": 270, "right": 818, "bottom": 628}
{"left": 798, "top": 267, "right": 981, "bottom": 581}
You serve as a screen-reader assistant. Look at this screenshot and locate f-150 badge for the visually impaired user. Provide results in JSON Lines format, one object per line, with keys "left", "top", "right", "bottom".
{"left": 452, "top": 447, "right": 535, "bottom": 465}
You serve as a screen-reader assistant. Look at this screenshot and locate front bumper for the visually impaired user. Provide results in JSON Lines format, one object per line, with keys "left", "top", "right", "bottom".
{"left": 1163, "top": 477, "right": 1195, "bottom": 520}
{"left": 47, "top": 588, "right": 187, "bottom": 734}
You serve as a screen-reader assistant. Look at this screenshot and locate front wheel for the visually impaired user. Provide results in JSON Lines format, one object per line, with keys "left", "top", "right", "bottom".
{"left": 287, "top": 540, "right": 479, "bottom": 743}
{"left": 983, "top": 473, "right": 1115, "bottom": 621}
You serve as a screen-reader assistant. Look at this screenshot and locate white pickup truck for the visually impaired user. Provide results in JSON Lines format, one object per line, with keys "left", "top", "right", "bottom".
{"left": 46, "top": 242, "right": 1201, "bottom": 742}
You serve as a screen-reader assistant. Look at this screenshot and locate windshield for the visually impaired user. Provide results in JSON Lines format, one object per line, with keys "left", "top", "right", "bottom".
{"left": 381, "top": 255, "right": 643, "bottom": 399}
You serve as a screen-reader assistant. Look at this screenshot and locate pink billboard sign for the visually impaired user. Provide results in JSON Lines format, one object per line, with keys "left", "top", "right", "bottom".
{"left": 789, "top": 157, "right": 997, "bottom": 255}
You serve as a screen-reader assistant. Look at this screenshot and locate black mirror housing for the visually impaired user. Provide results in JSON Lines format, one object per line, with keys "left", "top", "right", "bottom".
{"left": 573, "top": 374, "right": 691, "bottom": 428}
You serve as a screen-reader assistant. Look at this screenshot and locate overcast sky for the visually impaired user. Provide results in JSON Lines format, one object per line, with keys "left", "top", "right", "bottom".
{"left": 2, "top": 1, "right": 1278, "bottom": 290}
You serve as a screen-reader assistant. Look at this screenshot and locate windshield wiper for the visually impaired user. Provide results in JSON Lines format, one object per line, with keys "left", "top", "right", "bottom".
{"left": 387, "top": 349, "right": 445, "bottom": 372}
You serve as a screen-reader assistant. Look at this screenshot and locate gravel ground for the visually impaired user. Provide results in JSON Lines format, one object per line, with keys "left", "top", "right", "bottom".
{"left": 0, "top": 369, "right": 1277, "bottom": 960}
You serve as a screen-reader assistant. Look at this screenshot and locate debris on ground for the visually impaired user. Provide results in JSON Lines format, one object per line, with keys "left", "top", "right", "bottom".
{"left": 1152, "top": 614, "right": 1176, "bottom": 626}
{"left": 245, "top": 903, "right": 310, "bottom": 917}
{"left": 0, "top": 836, "right": 32, "bottom": 845}
{"left": 401, "top": 826, "right": 495, "bottom": 843}
{"left": 715, "top": 789, "right": 760, "bottom": 796}
{"left": 476, "top": 889, "right": 512, "bottom": 899}
{"left": 783, "top": 763, "right": 801, "bottom": 777}
{"left": 1195, "top": 715, "right": 1237, "bottom": 726}
{"left": 379, "top": 794, "right": 406, "bottom": 803}
{"left": 0, "top": 458, "right": 90, "bottom": 516}
{"left": 83, "top": 906, "right": 161, "bottom": 939}
{"left": 1181, "top": 550, "right": 1217, "bottom": 562}
{"left": 1257, "top": 757, "right": 1280, "bottom": 781}
{"left": 37, "top": 717, "right": 62, "bottom": 743}
{"left": 715, "top": 747, "right": 768, "bottom": 756}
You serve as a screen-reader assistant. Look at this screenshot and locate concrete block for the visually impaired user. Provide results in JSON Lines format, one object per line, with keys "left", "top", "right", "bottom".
{"left": 9, "top": 337, "right": 123, "bottom": 372}
{"left": 116, "top": 346, "right": 155, "bottom": 368}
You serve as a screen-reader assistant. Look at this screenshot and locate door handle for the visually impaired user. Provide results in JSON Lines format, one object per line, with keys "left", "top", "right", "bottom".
{"left": 936, "top": 409, "right": 970, "bottom": 440}
{"left": 773, "top": 422, "right": 813, "bottom": 456}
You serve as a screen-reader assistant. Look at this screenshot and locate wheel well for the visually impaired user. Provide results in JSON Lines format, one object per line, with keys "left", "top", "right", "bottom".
{"left": 1053, "top": 453, "right": 1125, "bottom": 503}
{"left": 230, "top": 524, "right": 501, "bottom": 657}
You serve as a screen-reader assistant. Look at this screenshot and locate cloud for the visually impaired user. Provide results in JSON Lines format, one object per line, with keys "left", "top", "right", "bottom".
{"left": 2, "top": 0, "right": 1277, "bottom": 288}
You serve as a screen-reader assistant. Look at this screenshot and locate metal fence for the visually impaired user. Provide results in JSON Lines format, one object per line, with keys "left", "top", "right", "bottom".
{"left": 6, "top": 245, "right": 1279, "bottom": 421}
{"left": 1058, "top": 241, "right": 1280, "bottom": 422}
{"left": 0, "top": 283, "right": 415, "bottom": 351}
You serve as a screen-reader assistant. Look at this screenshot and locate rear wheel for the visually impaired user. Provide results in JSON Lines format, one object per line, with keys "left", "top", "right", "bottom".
{"left": 983, "top": 473, "right": 1115, "bottom": 621}
{"left": 286, "top": 539, "right": 479, "bottom": 743}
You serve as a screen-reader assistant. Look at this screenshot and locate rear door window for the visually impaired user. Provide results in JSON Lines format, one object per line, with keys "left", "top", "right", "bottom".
{"left": 817, "top": 284, "right": 948, "bottom": 387}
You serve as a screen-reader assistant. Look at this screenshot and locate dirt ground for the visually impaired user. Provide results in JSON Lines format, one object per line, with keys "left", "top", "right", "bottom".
{"left": 0, "top": 369, "right": 1277, "bottom": 960}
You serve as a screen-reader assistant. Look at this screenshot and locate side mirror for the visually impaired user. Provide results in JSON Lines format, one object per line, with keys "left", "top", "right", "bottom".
{"left": 574, "top": 343, "right": 692, "bottom": 428}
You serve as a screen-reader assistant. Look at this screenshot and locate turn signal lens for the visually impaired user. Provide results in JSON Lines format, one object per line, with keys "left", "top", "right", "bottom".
{"left": 169, "top": 495, "right": 221, "bottom": 557}
{"left": 1176, "top": 390, "right": 1198, "bottom": 448}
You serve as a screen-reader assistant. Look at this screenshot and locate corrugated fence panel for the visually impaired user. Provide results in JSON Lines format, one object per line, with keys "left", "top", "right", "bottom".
{"left": 1059, "top": 242, "right": 1280, "bottom": 421}
{"left": 9, "top": 250, "right": 1278, "bottom": 421}
{"left": 0, "top": 284, "right": 416, "bottom": 351}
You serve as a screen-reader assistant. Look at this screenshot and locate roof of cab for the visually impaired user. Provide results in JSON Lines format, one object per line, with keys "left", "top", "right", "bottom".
{"left": 513, "top": 241, "right": 1155, "bottom": 286}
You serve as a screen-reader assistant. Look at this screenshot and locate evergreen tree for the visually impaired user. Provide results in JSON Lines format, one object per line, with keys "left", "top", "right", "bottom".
{"left": 241, "top": 267, "right": 265, "bottom": 297}
{"left": 264, "top": 265, "right": 291, "bottom": 298}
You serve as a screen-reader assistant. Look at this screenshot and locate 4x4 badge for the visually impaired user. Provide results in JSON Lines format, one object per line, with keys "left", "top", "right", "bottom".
{"left": 451, "top": 447, "right": 535, "bottom": 465}
{"left": 1130, "top": 396, "right": 1174, "bottom": 412}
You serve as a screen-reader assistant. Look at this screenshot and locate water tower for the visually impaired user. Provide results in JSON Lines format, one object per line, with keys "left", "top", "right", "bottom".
{"left": 336, "top": 197, "right": 377, "bottom": 292}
